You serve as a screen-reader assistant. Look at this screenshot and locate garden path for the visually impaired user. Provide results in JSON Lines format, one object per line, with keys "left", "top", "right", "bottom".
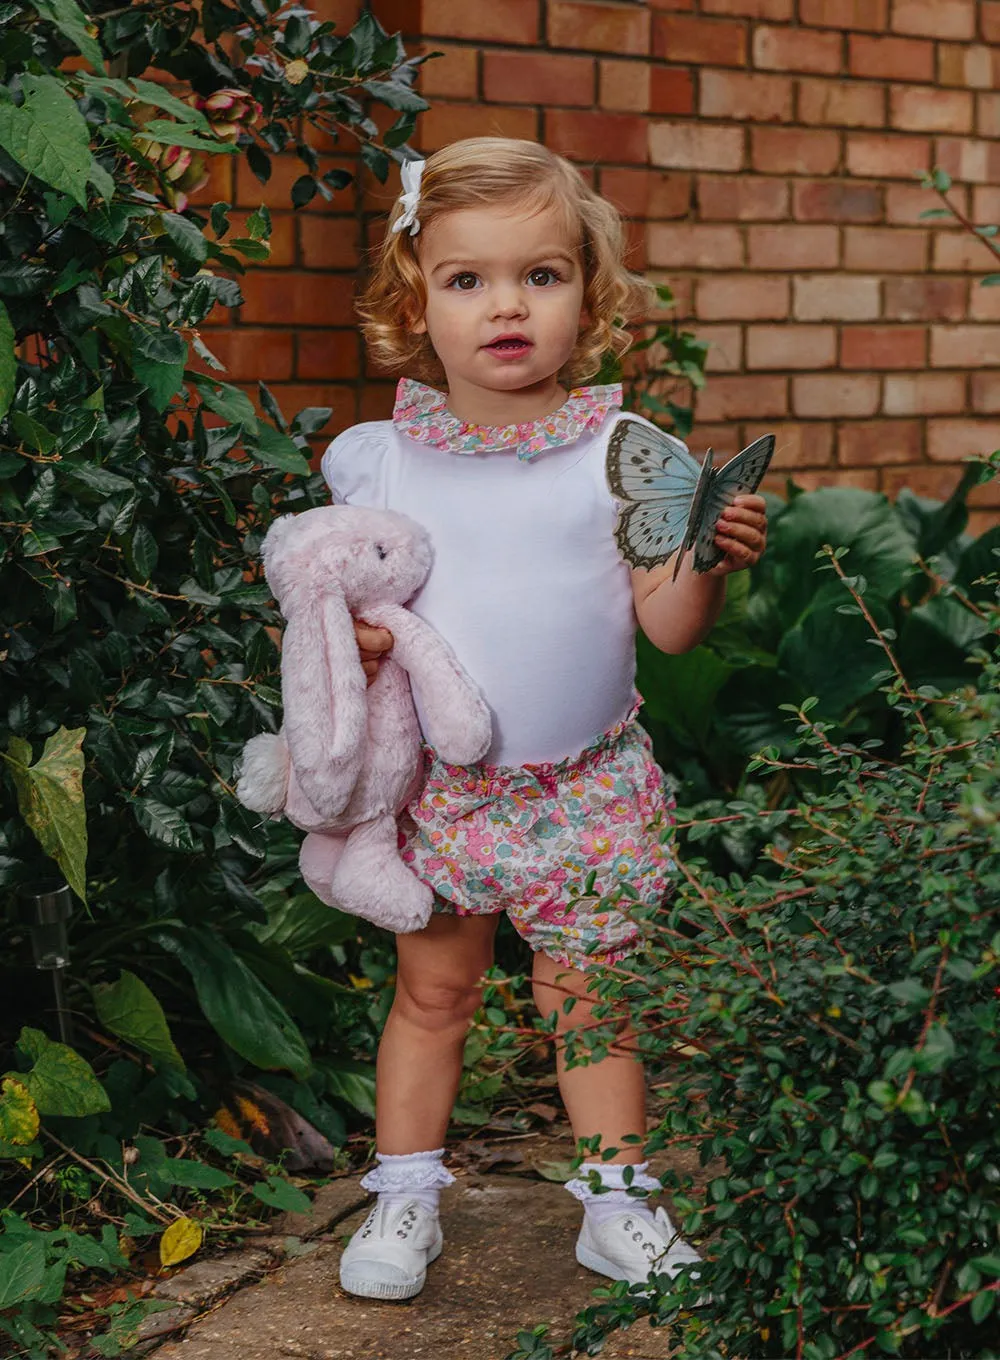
{"left": 150, "top": 1127, "right": 708, "bottom": 1360}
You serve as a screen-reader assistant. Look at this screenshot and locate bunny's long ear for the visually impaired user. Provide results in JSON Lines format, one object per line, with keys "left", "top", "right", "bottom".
{"left": 281, "top": 585, "right": 367, "bottom": 822}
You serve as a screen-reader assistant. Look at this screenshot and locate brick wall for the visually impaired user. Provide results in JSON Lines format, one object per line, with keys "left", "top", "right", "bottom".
{"left": 208, "top": 0, "right": 1000, "bottom": 531}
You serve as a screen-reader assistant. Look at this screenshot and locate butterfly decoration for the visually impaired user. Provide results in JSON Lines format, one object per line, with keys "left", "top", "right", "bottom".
{"left": 605, "top": 417, "right": 775, "bottom": 579}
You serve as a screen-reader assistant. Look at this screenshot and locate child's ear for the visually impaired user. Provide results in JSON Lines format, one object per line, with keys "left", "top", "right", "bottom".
{"left": 410, "top": 313, "right": 427, "bottom": 335}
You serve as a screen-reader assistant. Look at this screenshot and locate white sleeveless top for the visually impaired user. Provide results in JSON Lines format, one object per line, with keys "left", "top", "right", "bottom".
{"left": 321, "top": 380, "right": 669, "bottom": 768}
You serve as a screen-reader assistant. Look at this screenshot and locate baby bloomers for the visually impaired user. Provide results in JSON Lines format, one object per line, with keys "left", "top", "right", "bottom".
{"left": 399, "top": 698, "right": 677, "bottom": 969}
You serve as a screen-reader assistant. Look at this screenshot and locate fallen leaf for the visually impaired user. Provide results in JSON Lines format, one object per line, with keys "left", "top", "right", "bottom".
{"left": 159, "top": 1216, "right": 203, "bottom": 1267}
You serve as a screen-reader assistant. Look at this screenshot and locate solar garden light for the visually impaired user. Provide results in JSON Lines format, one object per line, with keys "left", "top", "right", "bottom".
{"left": 20, "top": 878, "right": 74, "bottom": 1044}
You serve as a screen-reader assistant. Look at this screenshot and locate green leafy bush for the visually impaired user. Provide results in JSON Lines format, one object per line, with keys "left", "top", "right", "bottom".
{"left": 0, "top": 0, "right": 427, "bottom": 1349}
{"left": 508, "top": 542, "right": 1000, "bottom": 1360}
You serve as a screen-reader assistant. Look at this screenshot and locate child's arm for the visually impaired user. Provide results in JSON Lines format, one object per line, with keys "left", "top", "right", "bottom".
{"left": 632, "top": 493, "right": 768, "bottom": 655}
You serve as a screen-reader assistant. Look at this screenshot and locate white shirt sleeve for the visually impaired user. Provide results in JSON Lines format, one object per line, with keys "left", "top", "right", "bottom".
{"left": 320, "top": 421, "right": 392, "bottom": 506}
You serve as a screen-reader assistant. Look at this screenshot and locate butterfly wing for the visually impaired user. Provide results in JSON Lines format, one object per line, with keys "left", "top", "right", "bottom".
{"left": 605, "top": 417, "right": 702, "bottom": 569}
{"left": 692, "top": 435, "right": 776, "bottom": 574}
{"left": 673, "top": 448, "right": 715, "bottom": 581}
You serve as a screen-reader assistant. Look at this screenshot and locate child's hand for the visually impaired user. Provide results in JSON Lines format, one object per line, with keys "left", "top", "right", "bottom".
{"left": 354, "top": 618, "right": 393, "bottom": 686}
{"left": 708, "top": 494, "right": 768, "bottom": 575}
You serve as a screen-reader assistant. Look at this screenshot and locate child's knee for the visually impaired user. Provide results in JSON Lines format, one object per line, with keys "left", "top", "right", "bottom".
{"left": 394, "top": 974, "right": 483, "bottom": 1033}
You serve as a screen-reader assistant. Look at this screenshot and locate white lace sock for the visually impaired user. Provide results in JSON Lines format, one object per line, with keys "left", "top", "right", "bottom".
{"left": 359, "top": 1147, "right": 455, "bottom": 1216}
{"left": 564, "top": 1160, "right": 662, "bottom": 1226}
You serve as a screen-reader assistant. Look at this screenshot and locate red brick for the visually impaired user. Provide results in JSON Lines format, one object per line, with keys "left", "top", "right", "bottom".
{"left": 977, "top": 95, "right": 1000, "bottom": 139}
{"left": 484, "top": 51, "right": 593, "bottom": 106}
{"left": 891, "top": 0, "right": 975, "bottom": 40}
{"left": 650, "top": 68, "right": 697, "bottom": 116}
{"left": 745, "top": 421, "right": 835, "bottom": 467}
{"left": 752, "top": 127, "right": 841, "bottom": 175}
{"left": 984, "top": 1, "right": 1000, "bottom": 41}
{"left": 844, "top": 226, "right": 928, "bottom": 271}
{"left": 419, "top": 43, "right": 478, "bottom": 99}
{"left": 747, "top": 324, "right": 837, "bottom": 369}
{"left": 299, "top": 215, "right": 359, "bottom": 270}
{"left": 970, "top": 187, "right": 1000, "bottom": 222}
{"left": 357, "top": 382, "right": 396, "bottom": 422}
{"left": 769, "top": 467, "right": 880, "bottom": 491}
{"left": 970, "top": 373, "right": 1000, "bottom": 413}
{"left": 236, "top": 154, "right": 354, "bottom": 212}
{"left": 261, "top": 383, "right": 355, "bottom": 429}
{"left": 599, "top": 60, "right": 652, "bottom": 113}
{"left": 649, "top": 122, "right": 745, "bottom": 171}
{"left": 800, "top": 0, "right": 888, "bottom": 28}
{"left": 931, "top": 325, "right": 1000, "bottom": 367}
{"left": 701, "top": 0, "right": 791, "bottom": 15}
{"left": 883, "top": 276, "right": 967, "bottom": 321}
{"left": 841, "top": 325, "right": 927, "bottom": 369}
{"left": 748, "top": 224, "right": 839, "bottom": 269}
{"left": 646, "top": 272, "right": 694, "bottom": 316}
{"left": 646, "top": 223, "right": 744, "bottom": 268}
{"left": 933, "top": 231, "right": 1000, "bottom": 271}
{"left": 936, "top": 137, "right": 1000, "bottom": 186}
{"left": 793, "top": 180, "right": 882, "bottom": 222}
{"left": 798, "top": 79, "right": 886, "bottom": 128}
{"left": 849, "top": 34, "right": 934, "bottom": 83}
{"left": 794, "top": 274, "right": 880, "bottom": 320}
{"left": 927, "top": 418, "right": 1000, "bottom": 460}
{"left": 697, "top": 375, "right": 789, "bottom": 420}
{"left": 549, "top": 1, "right": 649, "bottom": 54}
{"left": 793, "top": 373, "right": 880, "bottom": 416}
{"left": 884, "top": 372, "right": 967, "bottom": 414}
{"left": 837, "top": 419, "right": 922, "bottom": 464}
{"left": 420, "top": 103, "right": 538, "bottom": 151}
{"left": 310, "top": 0, "right": 362, "bottom": 26}
{"left": 698, "top": 174, "right": 789, "bottom": 221}
{"left": 296, "top": 331, "right": 360, "bottom": 381}
{"left": 602, "top": 168, "right": 691, "bottom": 219}
{"left": 890, "top": 86, "right": 973, "bottom": 134}
{"left": 752, "top": 25, "right": 843, "bottom": 74}
{"left": 846, "top": 133, "right": 930, "bottom": 179}
{"left": 881, "top": 463, "right": 964, "bottom": 499}
{"left": 699, "top": 71, "right": 792, "bottom": 122}
{"left": 938, "top": 43, "right": 999, "bottom": 89}
{"left": 199, "top": 328, "right": 294, "bottom": 382}
{"left": 653, "top": 15, "right": 748, "bottom": 67}
{"left": 546, "top": 109, "right": 648, "bottom": 164}
{"left": 219, "top": 212, "right": 295, "bottom": 268}
{"left": 186, "top": 154, "right": 234, "bottom": 209}
{"left": 969, "top": 278, "right": 1000, "bottom": 320}
{"left": 690, "top": 323, "right": 743, "bottom": 372}
{"left": 423, "top": 0, "right": 538, "bottom": 43}
{"left": 696, "top": 274, "right": 790, "bottom": 319}
{"left": 647, "top": 0, "right": 695, "bottom": 9}
{"left": 239, "top": 272, "right": 357, "bottom": 327}
{"left": 886, "top": 181, "right": 970, "bottom": 226}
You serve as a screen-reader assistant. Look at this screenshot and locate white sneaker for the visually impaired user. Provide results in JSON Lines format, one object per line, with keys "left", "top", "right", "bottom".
{"left": 576, "top": 1205, "right": 710, "bottom": 1300}
{"left": 339, "top": 1197, "right": 443, "bottom": 1301}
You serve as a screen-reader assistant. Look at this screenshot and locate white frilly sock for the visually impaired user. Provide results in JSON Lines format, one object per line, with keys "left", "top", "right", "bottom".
{"left": 359, "top": 1147, "right": 456, "bottom": 1216}
{"left": 564, "top": 1160, "right": 662, "bottom": 1226}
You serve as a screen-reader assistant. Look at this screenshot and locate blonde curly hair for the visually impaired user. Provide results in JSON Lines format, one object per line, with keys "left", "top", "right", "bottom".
{"left": 357, "top": 137, "right": 651, "bottom": 389}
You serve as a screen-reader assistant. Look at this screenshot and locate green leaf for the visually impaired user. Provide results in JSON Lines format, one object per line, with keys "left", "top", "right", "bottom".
{"left": 156, "top": 929, "right": 313, "bottom": 1079}
{"left": 78, "top": 76, "right": 211, "bottom": 133}
{"left": 1, "top": 727, "right": 87, "bottom": 903}
{"left": 0, "top": 1077, "right": 40, "bottom": 1146}
{"left": 0, "top": 74, "right": 95, "bottom": 208}
{"left": 0, "top": 299, "right": 13, "bottom": 422}
{"left": 194, "top": 377, "right": 258, "bottom": 428}
{"left": 291, "top": 174, "right": 317, "bottom": 209}
{"left": 130, "top": 325, "right": 188, "bottom": 412}
{"left": 252, "top": 422, "right": 310, "bottom": 474}
{"left": 161, "top": 212, "right": 209, "bottom": 267}
{"left": 0, "top": 1240, "right": 46, "bottom": 1308}
{"left": 92, "top": 970, "right": 185, "bottom": 1071}
{"left": 251, "top": 1175, "right": 311, "bottom": 1214}
{"left": 162, "top": 1158, "right": 236, "bottom": 1190}
{"left": 203, "top": 1126, "right": 255, "bottom": 1158}
{"left": 139, "top": 120, "right": 239, "bottom": 154}
{"left": 12, "top": 1026, "right": 110, "bottom": 1117}
{"left": 361, "top": 79, "right": 428, "bottom": 114}
{"left": 322, "top": 1060, "right": 376, "bottom": 1117}
{"left": 11, "top": 411, "right": 57, "bottom": 454}
{"left": 30, "top": 0, "right": 105, "bottom": 71}
{"left": 131, "top": 798, "right": 198, "bottom": 852}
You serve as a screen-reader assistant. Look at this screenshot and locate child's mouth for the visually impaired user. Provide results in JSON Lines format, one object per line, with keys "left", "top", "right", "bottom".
{"left": 485, "top": 336, "right": 533, "bottom": 358}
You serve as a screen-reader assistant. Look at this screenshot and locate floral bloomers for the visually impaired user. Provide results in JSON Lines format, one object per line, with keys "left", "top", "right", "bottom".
{"left": 399, "top": 706, "right": 676, "bottom": 969}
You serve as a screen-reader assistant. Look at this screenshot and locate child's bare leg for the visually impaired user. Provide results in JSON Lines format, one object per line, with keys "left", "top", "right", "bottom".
{"left": 531, "top": 949, "right": 645, "bottom": 1164}
{"left": 376, "top": 912, "right": 499, "bottom": 1153}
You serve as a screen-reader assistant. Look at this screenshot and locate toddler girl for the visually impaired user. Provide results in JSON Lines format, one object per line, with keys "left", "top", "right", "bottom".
{"left": 323, "top": 138, "right": 767, "bottom": 1302}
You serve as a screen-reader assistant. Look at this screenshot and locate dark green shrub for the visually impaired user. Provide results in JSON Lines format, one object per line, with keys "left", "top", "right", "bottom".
{"left": 508, "top": 542, "right": 1000, "bottom": 1360}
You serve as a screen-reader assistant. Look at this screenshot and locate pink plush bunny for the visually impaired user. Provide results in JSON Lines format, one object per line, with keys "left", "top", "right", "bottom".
{"left": 235, "top": 505, "right": 492, "bottom": 933}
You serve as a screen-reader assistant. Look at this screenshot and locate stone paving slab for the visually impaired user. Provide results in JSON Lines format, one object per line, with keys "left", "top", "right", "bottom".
{"left": 154, "top": 1175, "right": 690, "bottom": 1360}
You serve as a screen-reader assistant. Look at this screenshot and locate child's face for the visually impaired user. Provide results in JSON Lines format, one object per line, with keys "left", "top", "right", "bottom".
{"left": 411, "top": 200, "right": 586, "bottom": 400}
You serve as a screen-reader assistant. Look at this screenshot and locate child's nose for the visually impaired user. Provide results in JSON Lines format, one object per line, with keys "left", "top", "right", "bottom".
{"left": 490, "top": 283, "right": 528, "bottom": 318}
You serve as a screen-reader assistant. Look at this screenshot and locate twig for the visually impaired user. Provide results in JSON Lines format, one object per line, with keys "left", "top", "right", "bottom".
{"left": 42, "top": 1129, "right": 172, "bottom": 1224}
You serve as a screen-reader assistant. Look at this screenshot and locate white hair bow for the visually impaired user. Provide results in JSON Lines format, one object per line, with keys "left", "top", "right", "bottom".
{"left": 391, "top": 158, "right": 424, "bottom": 237}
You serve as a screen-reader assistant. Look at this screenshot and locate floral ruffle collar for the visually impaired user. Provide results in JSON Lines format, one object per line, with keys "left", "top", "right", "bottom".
{"left": 392, "top": 377, "right": 623, "bottom": 461}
